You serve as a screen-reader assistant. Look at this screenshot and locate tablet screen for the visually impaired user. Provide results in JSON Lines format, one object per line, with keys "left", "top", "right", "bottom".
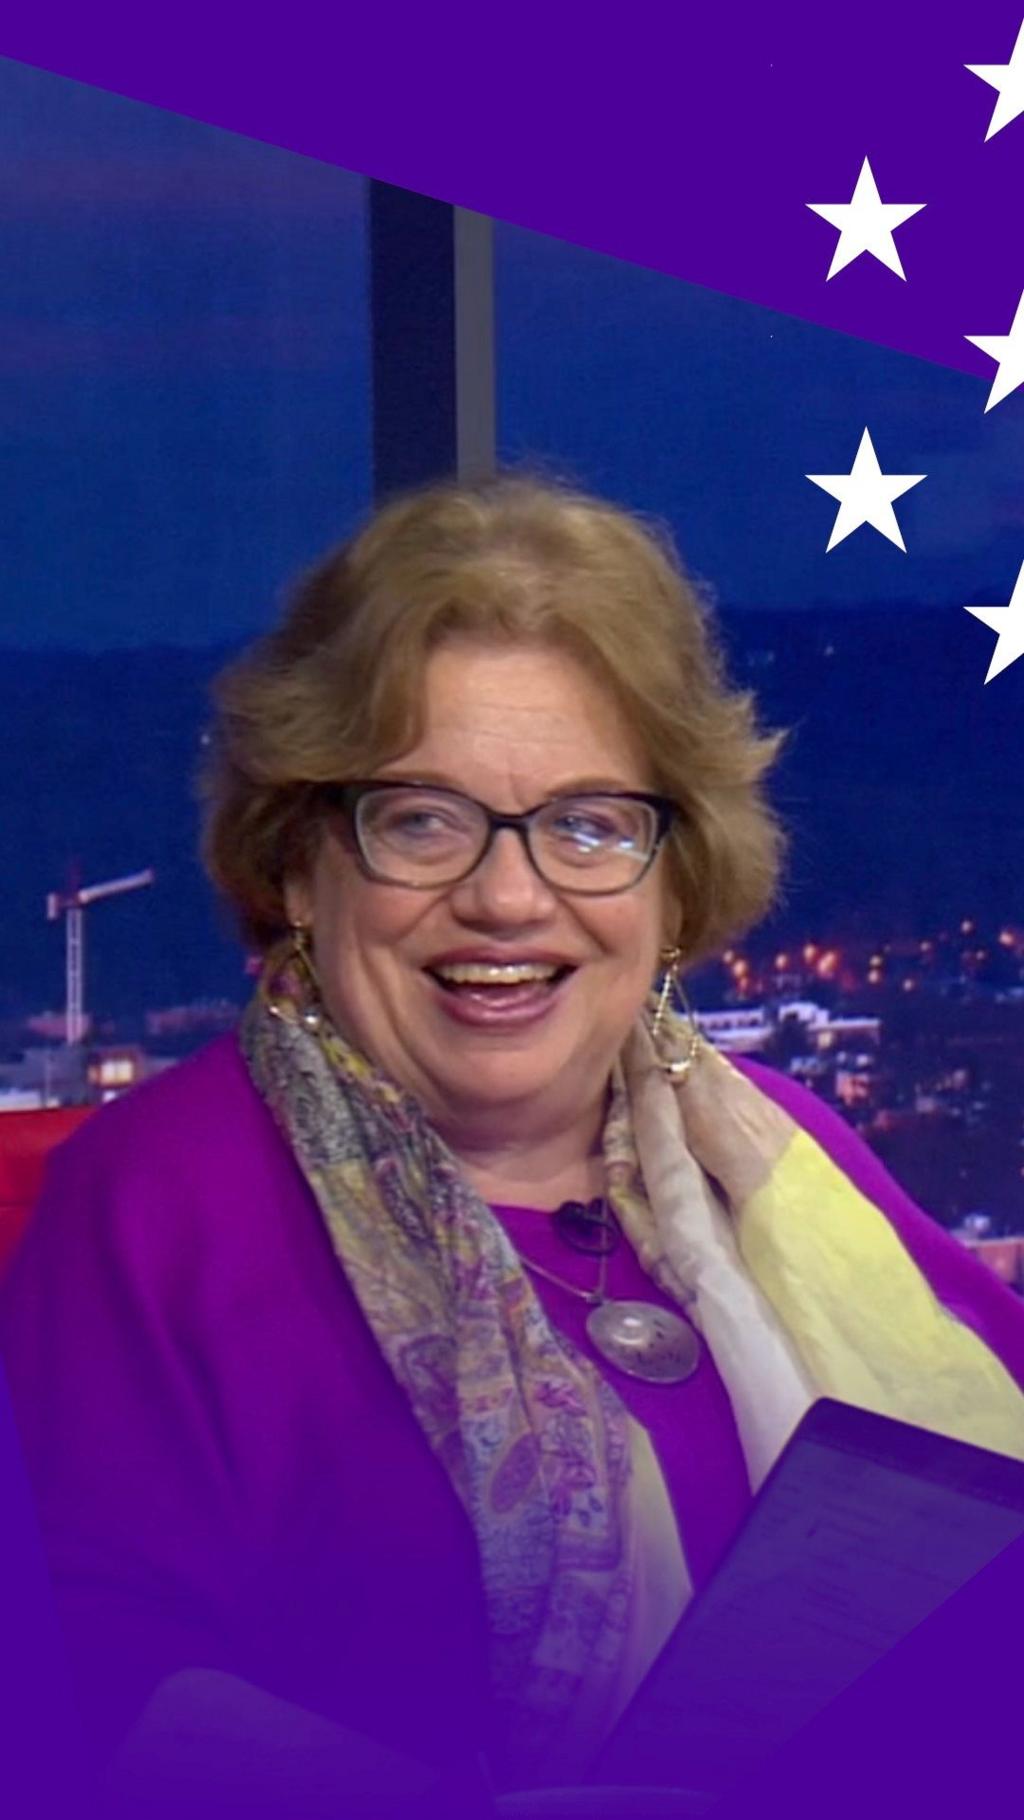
{"left": 597, "top": 1399, "right": 1024, "bottom": 1794}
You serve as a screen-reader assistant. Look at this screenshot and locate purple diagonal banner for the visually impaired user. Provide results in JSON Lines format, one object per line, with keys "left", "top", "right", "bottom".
{"left": 1, "top": 4, "right": 1023, "bottom": 377}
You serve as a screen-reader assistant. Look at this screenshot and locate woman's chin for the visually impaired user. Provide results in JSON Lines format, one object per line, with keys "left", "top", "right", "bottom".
{"left": 418, "top": 1042, "right": 581, "bottom": 1121}
{"left": 432, "top": 1049, "right": 569, "bottom": 1096}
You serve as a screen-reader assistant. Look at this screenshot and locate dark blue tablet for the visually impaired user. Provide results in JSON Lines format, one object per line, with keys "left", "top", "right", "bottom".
{"left": 597, "top": 1398, "right": 1024, "bottom": 1799}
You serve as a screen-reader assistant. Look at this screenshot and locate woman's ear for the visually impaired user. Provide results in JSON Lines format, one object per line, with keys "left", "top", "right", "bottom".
{"left": 662, "top": 902, "right": 685, "bottom": 954}
{"left": 283, "top": 875, "right": 313, "bottom": 930}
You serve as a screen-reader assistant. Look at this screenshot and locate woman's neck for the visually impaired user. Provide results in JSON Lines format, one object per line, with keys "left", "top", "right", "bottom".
{"left": 436, "top": 1088, "right": 609, "bottom": 1211}
{"left": 460, "top": 1151, "right": 606, "bottom": 1211}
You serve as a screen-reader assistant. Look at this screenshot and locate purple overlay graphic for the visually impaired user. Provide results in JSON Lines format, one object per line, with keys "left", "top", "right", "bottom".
{"left": 0, "top": 1366, "right": 85, "bottom": 1817}
{"left": 2, "top": 9, "right": 1024, "bottom": 377}
{"left": 2, "top": 15, "right": 1024, "bottom": 1815}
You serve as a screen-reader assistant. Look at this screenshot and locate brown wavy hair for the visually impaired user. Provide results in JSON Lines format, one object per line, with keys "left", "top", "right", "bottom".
{"left": 200, "top": 474, "right": 787, "bottom": 965}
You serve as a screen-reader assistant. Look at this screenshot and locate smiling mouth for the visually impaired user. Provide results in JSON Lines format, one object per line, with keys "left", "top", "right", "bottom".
{"left": 426, "top": 964, "right": 576, "bottom": 994}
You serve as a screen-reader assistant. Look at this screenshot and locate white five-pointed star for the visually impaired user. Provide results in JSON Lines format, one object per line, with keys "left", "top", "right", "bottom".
{"left": 806, "top": 157, "right": 925, "bottom": 280}
{"left": 965, "top": 561, "right": 1024, "bottom": 682}
{"left": 806, "top": 429, "right": 926, "bottom": 552}
{"left": 966, "top": 17, "right": 1024, "bottom": 140}
{"left": 965, "top": 287, "right": 1024, "bottom": 411}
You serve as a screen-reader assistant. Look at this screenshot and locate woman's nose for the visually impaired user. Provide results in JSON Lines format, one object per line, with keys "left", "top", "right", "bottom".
{"left": 448, "top": 826, "right": 558, "bottom": 916}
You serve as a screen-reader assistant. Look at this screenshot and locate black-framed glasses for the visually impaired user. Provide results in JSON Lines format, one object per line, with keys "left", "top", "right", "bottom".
{"left": 321, "top": 781, "right": 680, "bottom": 895}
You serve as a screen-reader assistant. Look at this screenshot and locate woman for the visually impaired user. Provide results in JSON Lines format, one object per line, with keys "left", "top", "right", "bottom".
{"left": 3, "top": 475, "right": 1024, "bottom": 1812}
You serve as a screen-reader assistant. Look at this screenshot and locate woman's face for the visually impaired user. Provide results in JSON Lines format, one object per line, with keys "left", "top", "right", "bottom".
{"left": 286, "top": 639, "right": 676, "bottom": 1140}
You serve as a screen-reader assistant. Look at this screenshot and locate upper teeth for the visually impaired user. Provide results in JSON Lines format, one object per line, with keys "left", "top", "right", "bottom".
{"left": 434, "top": 962, "right": 560, "bottom": 984}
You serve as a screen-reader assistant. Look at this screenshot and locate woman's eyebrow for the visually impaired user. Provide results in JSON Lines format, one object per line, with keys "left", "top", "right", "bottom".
{"left": 372, "top": 768, "right": 641, "bottom": 794}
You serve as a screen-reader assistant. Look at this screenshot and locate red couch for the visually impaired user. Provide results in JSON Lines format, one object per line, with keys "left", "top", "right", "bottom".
{"left": 0, "top": 1108, "right": 93, "bottom": 1277}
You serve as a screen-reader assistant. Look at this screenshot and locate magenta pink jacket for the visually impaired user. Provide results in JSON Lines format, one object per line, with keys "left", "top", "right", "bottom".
{"left": 1, "top": 1035, "right": 1022, "bottom": 1774}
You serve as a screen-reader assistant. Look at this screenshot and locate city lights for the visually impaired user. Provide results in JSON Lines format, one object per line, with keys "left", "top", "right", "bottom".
{"left": 4, "top": 911, "right": 1022, "bottom": 1254}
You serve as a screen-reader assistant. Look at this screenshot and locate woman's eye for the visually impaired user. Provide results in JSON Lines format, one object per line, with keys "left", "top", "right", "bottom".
{"left": 392, "top": 812, "right": 451, "bottom": 835}
{"left": 554, "top": 815, "right": 617, "bottom": 844}
{"left": 383, "top": 804, "right": 478, "bottom": 841}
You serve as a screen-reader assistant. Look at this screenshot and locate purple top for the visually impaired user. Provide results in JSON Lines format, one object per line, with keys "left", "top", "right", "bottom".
{"left": 1, "top": 1034, "right": 1022, "bottom": 1774}
{"left": 491, "top": 1204, "right": 751, "bottom": 1589}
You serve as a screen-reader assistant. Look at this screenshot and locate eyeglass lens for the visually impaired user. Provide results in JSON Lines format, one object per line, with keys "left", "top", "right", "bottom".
{"left": 355, "top": 788, "right": 659, "bottom": 890}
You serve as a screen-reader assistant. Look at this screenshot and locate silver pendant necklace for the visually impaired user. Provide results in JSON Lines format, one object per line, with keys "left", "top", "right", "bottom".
{"left": 586, "top": 1296, "right": 701, "bottom": 1386}
{"left": 517, "top": 1198, "right": 701, "bottom": 1386}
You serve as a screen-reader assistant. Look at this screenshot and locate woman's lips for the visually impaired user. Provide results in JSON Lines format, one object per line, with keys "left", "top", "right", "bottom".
{"left": 424, "top": 968, "right": 574, "bottom": 1028}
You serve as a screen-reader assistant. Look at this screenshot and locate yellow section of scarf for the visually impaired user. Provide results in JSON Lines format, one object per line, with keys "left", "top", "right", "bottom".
{"left": 737, "top": 1130, "right": 1024, "bottom": 1459}
{"left": 627, "top": 1030, "right": 1024, "bottom": 1468}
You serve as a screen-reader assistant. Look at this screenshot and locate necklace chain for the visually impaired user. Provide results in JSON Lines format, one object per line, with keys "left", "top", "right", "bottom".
{"left": 513, "top": 1194, "right": 615, "bottom": 1305}
{"left": 517, "top": 1245, "right": 609, "bottom": 1307}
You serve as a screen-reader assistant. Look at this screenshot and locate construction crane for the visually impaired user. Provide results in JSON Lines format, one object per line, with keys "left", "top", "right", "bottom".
{"left": 45, "top": 867, "right": 156, "bottom": 1046}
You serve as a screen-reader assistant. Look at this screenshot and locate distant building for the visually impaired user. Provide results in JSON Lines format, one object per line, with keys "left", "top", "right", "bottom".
{"left": 0, "top": 1041, "right": 175, "bottom": 1112}
{"left": 24, "top": 1010, "right": 92, "bottom": 1043}
{"left": 145, "top": 1000, "right": 239, "bottom": 1037}
{"left": 697, "top": 1007, "right": 774, "bottom": 1053}
{"left": 0, "top": 1046, "right": 86, "bottom": 1108}
{"left": 0, "top": 1088, "right": 46, "bottom": 1111}
{"left": 698, "top": 1000, "right": 881, "bottom": 1056}
{"left": 774, "top": 1001, "right": 881, "bottom": 1049}
{"left": 835, "top": 1067, "right": 875, "bottom": 1108}
{"left": 86, "top": 1045, "right": 176, "bottom": 1103}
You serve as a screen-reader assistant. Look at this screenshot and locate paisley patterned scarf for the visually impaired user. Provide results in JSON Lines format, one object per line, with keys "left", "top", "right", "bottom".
{"left": 240, "top": 942, "right": 1024, "bottom": 1785}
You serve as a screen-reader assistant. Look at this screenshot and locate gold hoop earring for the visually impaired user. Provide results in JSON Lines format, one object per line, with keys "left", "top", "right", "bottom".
{"left": 288, "top": 922, "right": 324, "bottom": 1030}
{"left": 649, "top": 944, "right": 704, "bottom": 1082}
